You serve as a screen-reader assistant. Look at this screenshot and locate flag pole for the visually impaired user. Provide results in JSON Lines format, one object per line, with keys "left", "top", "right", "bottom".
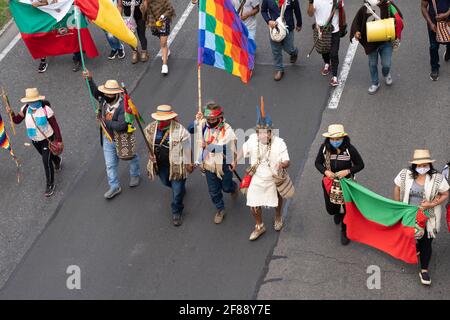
{"left": 1, "top": 87, "right": 16, "bottom": 136}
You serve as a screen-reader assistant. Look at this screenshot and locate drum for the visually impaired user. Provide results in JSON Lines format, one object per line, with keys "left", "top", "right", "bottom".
{"left": 366, "top": 18, "right": 395, "bottom": 42}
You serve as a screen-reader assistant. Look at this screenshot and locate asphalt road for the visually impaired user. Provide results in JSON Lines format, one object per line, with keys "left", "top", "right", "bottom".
{"left": 0, "top": 0, "right": 330, "bottom": 299}
{"left": 0, "top": 0, "right": 448, "bottom": 299}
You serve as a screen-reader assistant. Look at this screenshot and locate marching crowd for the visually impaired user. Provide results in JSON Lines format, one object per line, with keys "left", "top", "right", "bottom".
{"left": 1, "top": 0, "right": 449, "bottom": 288}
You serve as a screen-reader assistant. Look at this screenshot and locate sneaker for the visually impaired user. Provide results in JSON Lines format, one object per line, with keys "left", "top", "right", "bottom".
{"left": 117, "top": 47, "right": 126, "bottom": 59}
{"left": 385, "top": 73, "right": 393, "bottom": 86}
{"left": 249, "top": 223, "right": 266, "bottom": 241}
{"left": 274, "top": 218, "right": 283, "bottom": 231}
{"left": 129, "top": 176, "right": 140, "bottom": 188}
{"left": 108, "top": 50, "right": 118, "bottom": 60}
{"left": 161, "top": 64, "right": 169, "bottom": 75}
{"left": 368, "top": 83, "right": 380, "bottom": 95}
{"left": 321, "top": 63, "right": 331, "bottom": 76}
{"left": 214, "top": 209, "right": 225, "bottom": 224}
{"left": 104, "top": 187, "right": 122, "bottom": 199}
{"left": 290, "top": 52, "right": 298, "bottom": 64}
{"left": 444, "top": 49, "right": 449, "bottom": 62}
{"left": 330, "top": 76, "right": 339, "bottom": 87}
{"left": 430, "top": 69, "right": 439, "bottom": 81}
{"left": 53, "top": 157, "right": 62, "bottom": 171}
{"left": 45, "top": 184, "right": 55, "bottom": 197}
{"left": 341, "top": 229, "right": 350, "bottom": 246}
{"left": 72, "top": 60, "right": 81, "bottom": 72}
{"left": 333, "top": 214, "right": 342, "bottom": 225}
{"left": 172, "top": 214, "right": 183, "bottom": 227}
{"left": 38, "top": 60, "right": 48, "bottom": 73}
{"left": 419, "top": 271, "right": 431, "bottom": 286}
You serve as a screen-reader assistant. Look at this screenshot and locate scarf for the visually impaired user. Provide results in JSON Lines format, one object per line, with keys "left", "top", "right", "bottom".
{"left": 204, "top": 119, "right": 225, "bottom": 145}
{"left": 157, "top": 120, "right": 172, "bottom": 132}
{"left": 27, "top": 101, "right": 48, "bottom": 139}
{"left": 275, "top": 0, "right": 285, "bottom": 8}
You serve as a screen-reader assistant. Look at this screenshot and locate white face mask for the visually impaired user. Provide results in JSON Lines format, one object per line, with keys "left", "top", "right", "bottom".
{"left": 365, "top": 0, "right": 380, "bottom": 8}
{"left": 416, "top": 166, "right": 430, "bottom": 175}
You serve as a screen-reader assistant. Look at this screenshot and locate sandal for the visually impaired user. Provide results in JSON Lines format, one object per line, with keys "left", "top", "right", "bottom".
{"left": 274, "top": 219, "right": 283, "bottom": 231}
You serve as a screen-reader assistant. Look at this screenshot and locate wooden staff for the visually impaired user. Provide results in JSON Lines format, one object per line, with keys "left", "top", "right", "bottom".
{"left": 195, "top": 65, "right": 204, "bottom": 166}
{"left": 1, "top": 87, "right": 16, "bottom": 136}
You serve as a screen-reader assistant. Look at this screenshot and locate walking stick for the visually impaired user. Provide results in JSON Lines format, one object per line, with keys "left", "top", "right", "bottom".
{"left": 1, "top": 87, "right": 16, "bottom": 135}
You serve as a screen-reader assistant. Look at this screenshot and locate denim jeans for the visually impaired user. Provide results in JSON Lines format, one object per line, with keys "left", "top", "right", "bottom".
{"left": 158, "top": 165, "right": 186, "bottom": 216}
{"left": 270, "top": 31, "right": 298, "bottom": 72}
{"left": 368, "top": 42, "right": 392, "bottom": 85}
{"left": 428, "top": 27, "right": 450, "bottom": 71}
{"left": 104, "top": 31, "right": 122, "bottom": 51}
{"left": 205, "top": 164, "right": 237, "bottom": 210}
{"left": 103, "top": 136, "right": 140, "bottom": 190}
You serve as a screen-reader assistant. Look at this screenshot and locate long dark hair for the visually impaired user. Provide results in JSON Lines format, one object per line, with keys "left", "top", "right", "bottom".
{"left": 408, "top": 163, "right": 437, "bottom": 180}
{"left": 324, "top": 136, "right": 351, "bottom": 153}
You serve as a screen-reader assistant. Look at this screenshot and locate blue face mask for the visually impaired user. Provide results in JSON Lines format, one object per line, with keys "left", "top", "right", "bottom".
{"left": 330, "top": 139, "right": 343, "bottom": 149}
{"left": 28, "top": 101, "right": 42, "bottom": 110}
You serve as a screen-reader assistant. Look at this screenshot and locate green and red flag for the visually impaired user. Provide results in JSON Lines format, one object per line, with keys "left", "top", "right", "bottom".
{"left": 9, "top": 0, "right": 98, "bottom": 59}
{"left": 340, "top": 178, "right": 428, "bottom": 264}
{"left": 389, "top": 3, "right": 404, "bottom": 39}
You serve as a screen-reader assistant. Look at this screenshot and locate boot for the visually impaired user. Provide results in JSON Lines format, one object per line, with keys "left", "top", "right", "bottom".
{"left": 131, "top": 49, "right": 139, "bottom": 64}
{"left": 140, "top": 50, "right": 149, "bottom": 63}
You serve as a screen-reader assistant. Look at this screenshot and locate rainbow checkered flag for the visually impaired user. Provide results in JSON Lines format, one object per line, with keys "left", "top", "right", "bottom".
{"left": 0, "top": 112, "right": 18, "bottom": 162}
{"left": 198, "top": 0, "right": 256, "bottom": 83}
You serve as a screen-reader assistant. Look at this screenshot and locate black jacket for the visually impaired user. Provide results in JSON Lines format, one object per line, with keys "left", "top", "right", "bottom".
{"left": 315, "top": 142, "right": 365, "bottom": 178}
{"left": 261, "top": 0, "right": 302, "bottom": 32}
{"left": 88, "top": 79, "right": 128, "bottom": 136}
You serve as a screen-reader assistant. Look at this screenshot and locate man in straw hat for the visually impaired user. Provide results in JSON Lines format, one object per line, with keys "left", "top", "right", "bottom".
{"left": 188, "top": 101, "right": 238, "bottom": 224}
{"left": 82, "top": 70, "right": 141, "bottom": 199}
{"left": 144, "top": 105, "right": 193, "bottom": 226}
{"left": 394, "top": 149, "right": 449, "bottom": 285}
{"left": 6, "top": 88, "right": 62, "bottom": 197}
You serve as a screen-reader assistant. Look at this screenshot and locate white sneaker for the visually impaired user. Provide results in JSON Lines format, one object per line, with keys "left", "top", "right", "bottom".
{"left": 368, "top": 83, "right": 380, "bottom": 95}
{"left": 161, "top": 64, "right": 169, "bottom": 75}
{"left": 385, "top": 73, "right": 393, "bottom": 86}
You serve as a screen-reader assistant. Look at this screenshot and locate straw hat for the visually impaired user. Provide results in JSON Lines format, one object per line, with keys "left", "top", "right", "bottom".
{"left": 151, "top": 105, "right": 178, "bottom": 121}
{"left": 322, "top": 124, "right": 348, "bottom": 138}
{"left": 98, "top": 80, "right": 124, "bottom": 95}
{"left": 409, "top": 149, "right": 435, "bottom": 165}
{"left": 20, "top": 88, "right": 45, "bottom": 103}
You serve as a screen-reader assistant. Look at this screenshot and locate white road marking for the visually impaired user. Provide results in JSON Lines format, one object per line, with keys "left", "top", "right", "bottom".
{"left": 0, "top": 33, "right": 21, "bottom": 63}
{"left": 156, "top": 2, "right": 196, "bottom": 58}
{"left": 327, "top": 40, "right": 359, "bottom": 109}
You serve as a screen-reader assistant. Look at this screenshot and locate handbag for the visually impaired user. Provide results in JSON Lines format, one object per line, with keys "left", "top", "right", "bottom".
{"left": 325, "top": 150, "right": 344, "bottom": 205}
{"left": 312, "top": 0, "right": 338, "bottom": 54}
{"left": 30, "top": 107, "right": 64, "bottom": 156}
{"left": 114, "top": 130, "right": 137, "bottom": 161}
{"left": 273, "top": 168, "right": 295, "bottom": 199}
{"left": 270, "top": 1, "right": 289, "bottom": 42}
{"left": 124, "top": 0, "right": 137, "bottom": 33}
{"left": 432, "top": 0, "right": 450, "bottom": 43}
{"left": 239, "top": 164, "right": 258, "bottom": 195}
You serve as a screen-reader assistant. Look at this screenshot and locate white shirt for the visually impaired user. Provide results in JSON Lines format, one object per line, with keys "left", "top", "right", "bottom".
{"left": 313, "top": 0, "right": 343, "bottom": 33}
{"left": 232, "top": 0, "right": 260, "bottom": 31}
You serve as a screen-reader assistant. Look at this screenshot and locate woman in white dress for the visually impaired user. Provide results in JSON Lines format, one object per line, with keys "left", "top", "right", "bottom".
{"left": 234, "top": 102, "right": 290, "bottom": 241}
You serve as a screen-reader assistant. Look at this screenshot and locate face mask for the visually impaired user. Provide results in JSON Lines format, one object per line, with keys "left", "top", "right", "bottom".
{"left": 207, "top": 120, "right": 220, "bottom": 128}
{"left": 330, "top": 139, "right": 343, "bottom": 149}
{"left": 416, "top": 166, "right": 430, "bottom": 175}
{"left": 29, "top": 101, "right": 42, "bottom": 110}
{"left": 104, "top": 95, "right": 117, "bottom": 104}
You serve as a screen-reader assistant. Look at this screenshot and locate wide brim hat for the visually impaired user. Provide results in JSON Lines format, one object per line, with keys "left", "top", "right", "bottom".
{"left": 98, "top": 80, "right": 124, "bottom": 95}
{"left": 322, "top": 124, "right": 348, "bottom": 138}
{"left": 409, "top": 149, "right": 436, "bottom": 165}
{"left": 151, "top": 104, "right": 178, "bottom": 121}
{"left": 20, "top": 88, "right": 45, "bottom": 103}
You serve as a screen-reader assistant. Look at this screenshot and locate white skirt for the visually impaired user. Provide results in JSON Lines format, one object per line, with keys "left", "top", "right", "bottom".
{"left": 246, "top": 174, "right": 278, "bottom": 208}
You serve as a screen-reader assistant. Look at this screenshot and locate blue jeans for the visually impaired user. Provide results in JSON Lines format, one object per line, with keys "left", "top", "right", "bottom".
{"left": 103, "top": 136, "right": 140, "bottom": 190}
{"left": 428, "top": 27, "right": 450, "bottom": 71}
{"left": 270, "top": 31, "right": 298, "bottom": 72}
{"left": 104, "top": 31, "right": 122, "bottom": 51}
{"left": 368, "top": 42, "right": 393, "bottom": 85}
{"left": 205, "top": 164, "right": 237, "bottom": 211}
{"left": 158, "top": 165, "right": 186, "bottom": 216}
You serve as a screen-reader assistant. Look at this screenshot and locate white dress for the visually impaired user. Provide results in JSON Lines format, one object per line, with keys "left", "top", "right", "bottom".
{"left": 242, "top": 134, "right": 290, "bottom": 207}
